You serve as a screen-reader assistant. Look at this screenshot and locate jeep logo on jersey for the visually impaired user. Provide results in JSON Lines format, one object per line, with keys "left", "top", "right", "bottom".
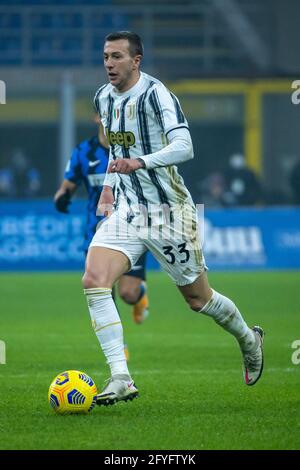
{"left": 106, "top": 129, "right": 135, "bottom": 148}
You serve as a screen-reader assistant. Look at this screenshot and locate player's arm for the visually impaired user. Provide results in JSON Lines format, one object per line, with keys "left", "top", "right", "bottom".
{"left": 108, "top": 128, "right": 192, "bottom": 174}
{"left": 139, "top": 127, "right": 193, "bottom": 170}
{"left": 95, "top": 114, "right": 117, "bottom": 210}
{"left": 54, "top": 179, "right": 77, "bottom": 213}
{"left": 97, "top": 185, "right": 114, "bottom": 218}
{"left": 98, "top": 152, "right": 117, "bottom": 215}
{"left": 97, "top": 119, "right": 109, "bottom": 149}
{"left": 54, "top": 144, "right": 83, "bottom": 213}
{"left": 140, "top": 87, "right": 193, "bottom": 170}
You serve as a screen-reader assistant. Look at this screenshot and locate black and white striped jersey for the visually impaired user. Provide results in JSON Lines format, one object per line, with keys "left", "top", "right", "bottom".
{"left": 93, "top": 72, "right": 194, "bottom": 221}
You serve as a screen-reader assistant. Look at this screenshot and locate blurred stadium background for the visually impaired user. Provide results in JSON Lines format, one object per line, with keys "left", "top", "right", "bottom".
{"left": 0, "top": 0, "right": 300, "bottom": 270}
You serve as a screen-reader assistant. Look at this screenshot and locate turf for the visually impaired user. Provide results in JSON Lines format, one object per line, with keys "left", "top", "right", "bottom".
{"left": 0, "top": 271, "right": 299, "bottom": 450}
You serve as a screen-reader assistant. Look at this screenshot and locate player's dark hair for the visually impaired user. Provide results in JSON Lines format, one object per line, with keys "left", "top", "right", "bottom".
{"left": 105, "top": 31, "right": 144, "bottom": 58}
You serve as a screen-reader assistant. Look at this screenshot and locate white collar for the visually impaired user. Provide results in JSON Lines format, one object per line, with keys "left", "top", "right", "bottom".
{"left": 112, "top": 72, "right": 145, "bottom": 99}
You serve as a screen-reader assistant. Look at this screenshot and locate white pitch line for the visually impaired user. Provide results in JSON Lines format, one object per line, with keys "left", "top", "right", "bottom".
{"left": 0, "top": 367, "right": 298, "bottom": 379}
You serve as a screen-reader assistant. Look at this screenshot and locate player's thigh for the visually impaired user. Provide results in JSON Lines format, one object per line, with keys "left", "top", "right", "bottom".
{"left": 87, "top": 211, "right": 146, "bottom": 285}
{"left": 144, "top": 225, "right": 206, "bottom": 287}
{"left": 83, "top": 246, "right": 129, "bottom": 288}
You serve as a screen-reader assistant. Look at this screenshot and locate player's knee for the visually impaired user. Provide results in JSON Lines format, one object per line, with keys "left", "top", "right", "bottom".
{"left": 82, "top": 268, "right": 110, "bottom": 289}
{"left": 185, "top": 295, "right": 207, "bottom": 312}
{"left": 82, "top": 271, "right": 97, "bottom": 289}
{"left": 118, "top": 284, "right": 139, "bottom": 304}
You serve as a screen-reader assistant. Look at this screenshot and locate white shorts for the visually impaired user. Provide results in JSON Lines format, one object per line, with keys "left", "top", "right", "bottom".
{"left": 89, "top": 207, "right": 206, "bottom": 286}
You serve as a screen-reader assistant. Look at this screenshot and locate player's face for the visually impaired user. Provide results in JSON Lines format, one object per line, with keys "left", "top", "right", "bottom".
{"left": 103, "top": 39, "right": 141, "bottom": 92}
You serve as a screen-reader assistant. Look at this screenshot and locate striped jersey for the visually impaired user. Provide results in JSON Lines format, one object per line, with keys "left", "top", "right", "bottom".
{"left": 93, "top": 71, "right": 194, "bottom": 223}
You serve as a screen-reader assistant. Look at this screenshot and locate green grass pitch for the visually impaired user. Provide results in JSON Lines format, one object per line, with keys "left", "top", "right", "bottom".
{"left": 0, "top": 271, "right": 299, "bottom": 450}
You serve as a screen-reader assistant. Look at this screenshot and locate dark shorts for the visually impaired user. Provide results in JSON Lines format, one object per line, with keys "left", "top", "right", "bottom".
{"left": 125, "top": 251, "right": 147, "bottom": 281}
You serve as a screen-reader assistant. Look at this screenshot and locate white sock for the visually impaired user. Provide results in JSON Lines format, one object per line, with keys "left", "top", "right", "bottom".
{"left": 200, "top": 290, "right": 256, "bottom": 352}
{"left": 84, "top": 287, "right": 130, "bottom": 378}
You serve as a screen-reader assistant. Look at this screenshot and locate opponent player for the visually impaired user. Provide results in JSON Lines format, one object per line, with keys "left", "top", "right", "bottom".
{"left": 54, "top": 119, "right": 149, "bottom": 324}
{"left": 82, "top": 31, "right": 264, "bottom": 405}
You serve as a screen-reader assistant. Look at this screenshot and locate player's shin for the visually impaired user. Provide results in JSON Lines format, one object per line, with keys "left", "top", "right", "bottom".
{"left": 199, "top": 289, "right": 256, "bottom": 352}
{"left": 83, "top": 287, "right": 130, "bottom": 377}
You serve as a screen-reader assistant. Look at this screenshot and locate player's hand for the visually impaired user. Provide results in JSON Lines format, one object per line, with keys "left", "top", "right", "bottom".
{"left": 97, "top": 185, "right": 115, "bottom": 217}
{"left": 54, "top": 189, "right": 72, "bottom": 213}
{"left": 108, "top": 158, "right": 144, "bottom": 174}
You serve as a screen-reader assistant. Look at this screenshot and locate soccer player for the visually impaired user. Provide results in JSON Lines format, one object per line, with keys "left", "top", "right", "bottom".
{"left": 83, "top": 31, "right": 264, "bottom": 406}
{"left": 54, "top": 119, "right": 149, "bottom": 324}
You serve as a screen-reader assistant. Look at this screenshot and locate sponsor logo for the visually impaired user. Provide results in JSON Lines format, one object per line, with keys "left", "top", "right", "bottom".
{"left": 130, "top": 265, "right": 142, "bottom": 271}
{"left": 276, "top": 230, "right": 300, "bottom": 249}
{"left": 106, "top": 129, "right": 135, "bottom": 148}
{"left": 88, "top": 160, "right": 100, "bottom": 167}
{"left": 0, "top": 214, "right": 85, "bottom": 263}
{"left": 202, "top": 219, "right": 265, "bottom": 264}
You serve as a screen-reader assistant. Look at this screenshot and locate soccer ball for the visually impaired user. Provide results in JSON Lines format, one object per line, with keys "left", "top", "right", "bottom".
{"left": 48, "top": 370, "right": 97, "bottom": 415}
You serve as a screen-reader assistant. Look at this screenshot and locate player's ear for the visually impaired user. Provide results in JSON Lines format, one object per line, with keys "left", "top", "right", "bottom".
{"left": 133, "top": 55, "right": 142, "bottom": 70}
